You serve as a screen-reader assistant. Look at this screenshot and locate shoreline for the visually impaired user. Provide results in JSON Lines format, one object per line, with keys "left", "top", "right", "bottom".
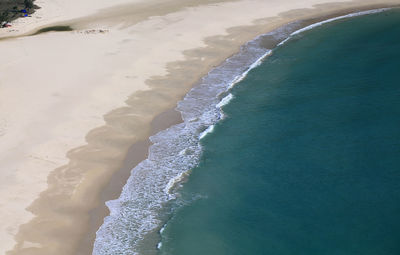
{"left": 78, "top": 108, "right": 182, "bottom": 255}
{"left": 93, "top": 5, "right": 399, "bottom": 255}
{"left": 1, "top": 1, "right": 399, "bottom": 255}
{"left": 155, "top": 9, "right": 400, "bottom": 253}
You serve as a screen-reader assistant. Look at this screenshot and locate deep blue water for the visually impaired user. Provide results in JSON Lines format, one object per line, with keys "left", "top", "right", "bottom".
{"left": 159, "top": 9, "right": 400, "bottom": 255}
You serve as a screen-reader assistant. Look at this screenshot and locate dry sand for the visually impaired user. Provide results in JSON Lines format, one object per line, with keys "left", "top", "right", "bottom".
{"left": 0, "top": 0, "right": 399, "bottom": 254}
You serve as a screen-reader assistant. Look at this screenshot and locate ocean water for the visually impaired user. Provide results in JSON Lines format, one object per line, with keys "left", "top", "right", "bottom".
{"left": 93, "top": 8, "right": 400, "bottom": 255}
{"left": 158, "top": 9, "right": 400, "bottom": 255}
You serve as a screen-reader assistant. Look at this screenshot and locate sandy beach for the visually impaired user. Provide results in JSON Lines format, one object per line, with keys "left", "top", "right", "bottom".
{"left": 1, "top": 0, "right": 399, "bottom": 254}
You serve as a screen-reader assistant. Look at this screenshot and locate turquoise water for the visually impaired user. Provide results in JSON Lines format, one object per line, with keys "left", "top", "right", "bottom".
{"left": 159, "top": 9, "right": 400, "bottom": 255}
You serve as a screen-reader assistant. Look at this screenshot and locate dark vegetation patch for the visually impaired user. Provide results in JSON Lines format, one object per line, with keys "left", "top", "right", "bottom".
{"left": 32, "top": 25, "right": 73, "bottom": 35}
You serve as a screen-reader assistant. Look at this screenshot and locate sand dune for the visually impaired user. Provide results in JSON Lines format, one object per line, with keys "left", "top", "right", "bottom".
{"left": 0, "top": 0, "right": 399, "bottom": 254}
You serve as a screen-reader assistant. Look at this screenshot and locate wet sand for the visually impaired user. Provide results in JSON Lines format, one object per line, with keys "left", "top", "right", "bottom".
{"left": 0, "top": 0, "right": 399, "bottom": 255}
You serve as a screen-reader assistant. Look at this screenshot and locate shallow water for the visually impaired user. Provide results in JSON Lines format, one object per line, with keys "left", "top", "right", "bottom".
{"left": 159, "top": 9, "right": 400, "bottom": 255}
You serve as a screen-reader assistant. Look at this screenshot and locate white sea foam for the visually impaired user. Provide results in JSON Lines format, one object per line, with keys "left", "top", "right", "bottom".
{"left": 216, "top": 93, "right": 234, "bottom": 108}
{"left": 156, "top": 224, "right": 167, "bottom": 250}
{"left": 278, "top": 8, "right": 390, "bottom": 47}
{"left": 199, "top": 125, "right": 215, "bottom": 140}
{"left": 164, "top": 171, "right": 189, "bottom": 196}
{"left": 277, "top": 37, "right": 291, "bottom": 47}
{"left": 228, "top": 50, "right": 272, "bottom": 90}
{"left": 160, "top": 226, "right": 166, "bottom": 234}
{"left": 93, "top": 28, "right": 271, "bottom": 255}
